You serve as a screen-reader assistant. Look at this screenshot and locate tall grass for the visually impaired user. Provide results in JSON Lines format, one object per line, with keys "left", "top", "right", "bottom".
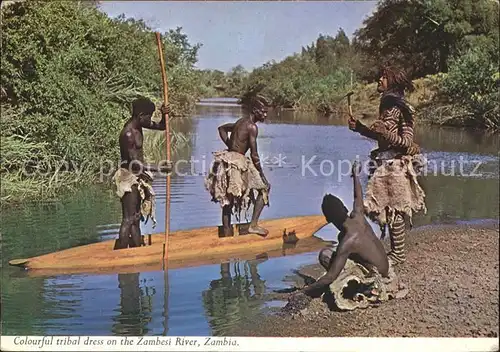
{"left": 143, "top": 109, "right": 192, "bottom": 163}
{"left": 0, "top": 134, "right": 95, "bottom": 204}
{"left": 0, "top": 105, "right": 192, "bottom": 206}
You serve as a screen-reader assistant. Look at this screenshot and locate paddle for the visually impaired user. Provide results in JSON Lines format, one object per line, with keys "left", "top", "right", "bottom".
{"left": 155, "top": 32, "right": 171, "bottom": 266}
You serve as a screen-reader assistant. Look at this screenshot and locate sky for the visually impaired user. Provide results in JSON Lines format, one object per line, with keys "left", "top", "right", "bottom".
{"left": 99, "top": 1, "right": 377, "bottom": 72}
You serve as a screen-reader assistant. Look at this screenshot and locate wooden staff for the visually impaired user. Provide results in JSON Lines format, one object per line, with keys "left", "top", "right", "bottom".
{"left": 155, "top": 32, "right": 171, "bottom": 264}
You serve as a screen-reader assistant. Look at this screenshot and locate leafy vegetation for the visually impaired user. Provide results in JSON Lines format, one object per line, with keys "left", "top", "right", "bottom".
{"left": 437, "top": 46, "right": 499, "bottom": 129}
{"left": 233, "top": 0, "right": 499, "bottom": 129}
{"left": 1, "top": 0, "right": 498, "bottom": 204}
{"left": 354, "top": 0, "right": 499, "bottom": 79}
{"left": 1, "top": 1, "right": 205, "bottom": 204}
{"left": 234, "top": 29, "right": 359, "bottom": 115}
{"left": 196, "top": 65, "right": 250, "bottom": 98}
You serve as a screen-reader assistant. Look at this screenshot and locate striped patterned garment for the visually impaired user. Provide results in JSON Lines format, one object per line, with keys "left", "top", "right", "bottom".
{"left": 354, "top": 104, "right": 419, "bottom": 156}
{"left": 388, "top": 213, "right": 406, "bottom": 264}
{"left": 378, "top": 106, "right": 414, "bottom": 153}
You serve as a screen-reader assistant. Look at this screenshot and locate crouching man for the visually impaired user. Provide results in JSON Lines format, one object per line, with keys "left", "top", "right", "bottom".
{"left": 290, "top": 161, "right": 408, "bottom": 311}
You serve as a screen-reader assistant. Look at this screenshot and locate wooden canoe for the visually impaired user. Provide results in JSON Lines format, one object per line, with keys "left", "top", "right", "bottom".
{"left": 9, "top": 215, "right": 328, "bottom": 277}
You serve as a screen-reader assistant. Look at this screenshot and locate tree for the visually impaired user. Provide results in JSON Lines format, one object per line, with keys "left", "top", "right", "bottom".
{"left": 354, "top": 0, "right": 499, "bottom": 79}
{"left": 1, "top": 0, "right": 204, "bottom": 187}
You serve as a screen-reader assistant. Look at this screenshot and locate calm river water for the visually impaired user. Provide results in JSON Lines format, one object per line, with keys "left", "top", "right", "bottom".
{"left": 1, "top": 98, "right": 499, "bottom": 336}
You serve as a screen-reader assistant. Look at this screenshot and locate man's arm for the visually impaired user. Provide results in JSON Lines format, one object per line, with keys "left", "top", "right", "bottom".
{"left": 302, "top": 239, "right": 353, "bottom": 296}
{"left": 218, "top": 123, "right": 235, "bottom": 148}
{"left": 352, "top": 119, "right": 381, "bottom": 141}
{"left": 248, "top": 124, "right": 269, "bottom": 187}
{"left": 140, "top": 104, "right": 169, "bottom": 131}
{"left": 351, "top": 161, "right": 364, "bottom": 215}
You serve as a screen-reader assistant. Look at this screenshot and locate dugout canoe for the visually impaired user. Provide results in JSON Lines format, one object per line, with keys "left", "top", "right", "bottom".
{"left": 9, "top": 215, "right": 328, "bottom": 277}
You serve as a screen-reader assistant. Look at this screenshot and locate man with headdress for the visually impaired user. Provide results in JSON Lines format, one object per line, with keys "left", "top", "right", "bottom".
{"left": 348, "top": 66, "right": 427, "bottom": 265}
{"left": 204, "top": 90, "right": 271, "bottom": 237}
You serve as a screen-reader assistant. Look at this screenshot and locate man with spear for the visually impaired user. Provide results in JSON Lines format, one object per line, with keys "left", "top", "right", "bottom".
{"left": 112, "top": 33, "right": 173, "bottom": 253}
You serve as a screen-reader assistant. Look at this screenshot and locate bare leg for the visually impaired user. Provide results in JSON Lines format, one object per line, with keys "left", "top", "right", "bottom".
{"left": 128, "top": 186, "right": 143, "bottom": 248}
{"left": 115, "top": 185, "right": 143, "bottom": 250}
{"left": 129, "top": 216, "right": 142, "bottom": 247}
{"left": 388, "top": 212, "right": 406, "bottom": 265}
{"left": 116, "top": 192, "right": 135, "bottom": 250}
{"left": 222, "top": 205, "right": 234, "bottom": 237}
{"left": 248, "top": 260, "right": 265, "bottom": 296}
{"left": 116, "top": 213, "right": 131, "bottom": 249}
{"left": 248, "top": 192, "right": 268, "bottom": 236}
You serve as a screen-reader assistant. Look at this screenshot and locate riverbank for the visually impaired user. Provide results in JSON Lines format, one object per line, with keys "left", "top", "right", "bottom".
{"left": 228, "top": 221, "right": 499, "bottom": 337}
{"left": 345, "top": 74, "right": 499, "bottom": 131}
{"left": 270, "top": 74, "right": 499, "bottom": 132}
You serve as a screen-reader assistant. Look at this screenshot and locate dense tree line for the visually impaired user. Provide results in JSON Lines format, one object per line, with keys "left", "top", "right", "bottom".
{"left": 224, "top": 0, "right": 499, "bottom": 129}
{"left": 1, "top": 0, "right": 498, "bottom": 203}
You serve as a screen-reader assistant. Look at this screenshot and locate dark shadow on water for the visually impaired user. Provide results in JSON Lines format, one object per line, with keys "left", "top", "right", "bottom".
{"left": 111, "top": 273, "right": 155, "bottom": 336}
{"left": 201, "top": 260, "right": 267, "bottom": 336}
{"left": 0, "top": 274, "right": 48, "bottom": 335}
{"left": 413, "top": 175, "right": 499, "bottom": 227}
{"left": 273, "top": 287, "right": 300, "bottom": 294}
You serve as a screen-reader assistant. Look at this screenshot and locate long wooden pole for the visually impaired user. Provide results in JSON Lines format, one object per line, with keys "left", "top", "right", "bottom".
{"left": 155, "top": 32, "right": 171, "bottom": 264}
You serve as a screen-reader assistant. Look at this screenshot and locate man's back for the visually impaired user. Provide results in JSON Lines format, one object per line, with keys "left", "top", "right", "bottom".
{"left": 119, "top": 119, "right": 144, "bottom": 166}
{"left": 228, "top": 117, "right": 255, "bottom": 155}
{"left": 344, "top": 214, "right": 389, "bottom": 276}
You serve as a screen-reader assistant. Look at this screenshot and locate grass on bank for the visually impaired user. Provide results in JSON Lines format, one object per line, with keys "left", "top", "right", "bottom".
{"left": 1, "top": 107, "right": 191, "bottom": 206}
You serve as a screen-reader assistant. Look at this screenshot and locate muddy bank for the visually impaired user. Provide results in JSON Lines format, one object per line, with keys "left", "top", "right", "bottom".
{"left": 228, "top": 222, "right": 499, "bottom": 337}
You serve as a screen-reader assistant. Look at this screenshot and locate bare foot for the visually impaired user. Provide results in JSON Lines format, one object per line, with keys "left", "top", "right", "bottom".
{"left": 248, "top": 225, "right": 269, "bottom": 237}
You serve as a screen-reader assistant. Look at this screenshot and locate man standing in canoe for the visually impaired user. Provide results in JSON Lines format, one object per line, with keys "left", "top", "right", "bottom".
{"left": 348, "top": 66, "right": 427, "bottom": 265}
{"left": 113, "top": 97, "right": 172, "bottom": 250}
{"left": 205, "top": 92, "right": 271, "bottom": 237}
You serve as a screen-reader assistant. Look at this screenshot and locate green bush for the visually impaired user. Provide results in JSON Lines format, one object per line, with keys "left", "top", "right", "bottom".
{"left": 440, "top": 46, "right": 499, "bottom": 129}
{"left": 238, "top": 30, "right": 358, "bottom": 113}
{"left": 0, "top": 1, "right": 204, "bottom": 203}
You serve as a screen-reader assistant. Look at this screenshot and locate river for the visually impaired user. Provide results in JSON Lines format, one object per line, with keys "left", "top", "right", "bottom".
{"left": 1, "top": 98, "right": 499, "bottom": 336}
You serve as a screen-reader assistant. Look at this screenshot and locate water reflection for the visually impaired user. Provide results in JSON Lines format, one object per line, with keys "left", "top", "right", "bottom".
{"left": 414, "top": 175, "right": 499, "bottom": 225}
{"left": 111, "top": 273, "right": 154, "bottom": 336}
{"left": 265, "top": 109, "right": 500, "bottom": 155}
{"left": 0, "top": 275, "right": 47, "bottom": 335}
{"left": 202, "top": 259, "right": 267, "bottom": 335}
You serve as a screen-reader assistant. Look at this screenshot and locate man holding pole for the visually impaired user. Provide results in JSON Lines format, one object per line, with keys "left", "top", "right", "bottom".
{"left": 112, "top": 97, "right": 172, "bottom": 250}
{"left": 205, "top": 92, "right": 271, "bottom": 237}
{"left": 348, "top": 65, "right": 427, "bottom": 265}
